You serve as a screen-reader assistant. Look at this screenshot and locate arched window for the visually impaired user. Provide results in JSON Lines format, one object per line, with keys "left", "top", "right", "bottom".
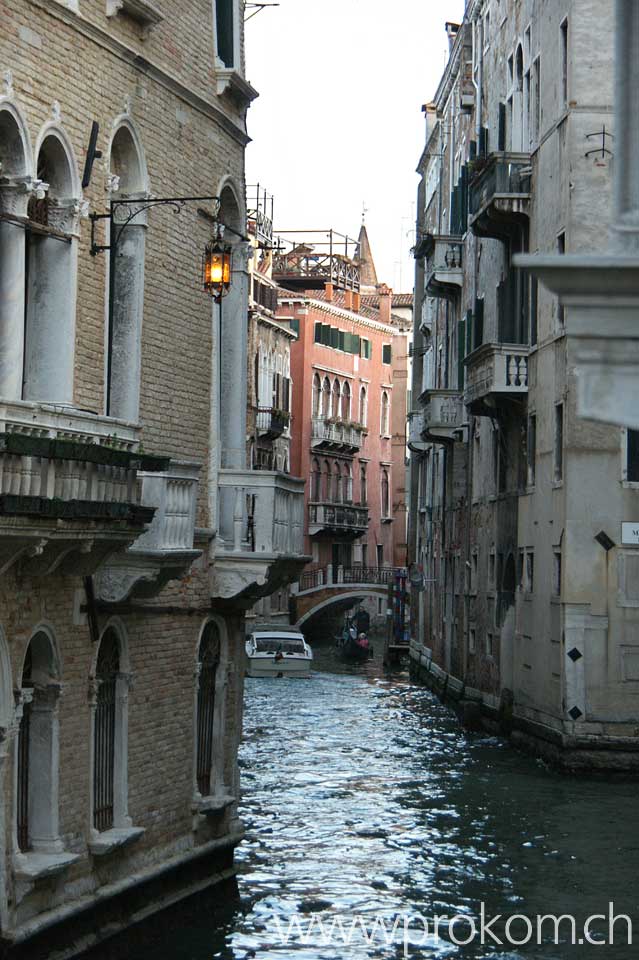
{"left": 311, "top": 458, "right": 321, "bottom": 501}
{"left": 195, "top": 622, "right": 221, "bottom": 798}
{"left": 341, "top": 381, "right": 351, "bottom": 421}
{"left": 332, "top": 379, "right": 341, "bottom": 419}
{"left": 322, "top": 377, "right": 331, "bottom": 417}
{"left": 332, "top": 462, "right": 341, "bottom": 502}
{"left": 107, "top": 123, "right": 148, "bottom": 420}
{"left": 217, "top": 181, "right": 246, "bottom": 471}
{"left": 360, "top": 463, "right": 368, "bottom": 505}
{"left": 91, "top": 625, "right": 132, "bottom": 838}
{"left": 322, "top": 460, "right": 331, "bottom": 500}
{"left": 381, "top": 469, "right": 390, "bottom": 518}
{"left": 16, "top": 629, "right": 61, "bottom": 854}
{"left": 381, "top": 391, "right": 390, "bottom": 436}
{"left": 342, "top": 463, "right": 353, "bottom": 503}
{"left": 312, "top": 372, "right": 321, "bottom": 416}
{"left": 0, "top": 102, "right": 32, "bottom": 399}
{"left": 24, "top": 128, "right": 80, "bottom": 404}
{"left": 359, "top": 385, "right": 367, "bottom": 427}
{"left": 512, "top": 44, "right": 525, "bottom": 151}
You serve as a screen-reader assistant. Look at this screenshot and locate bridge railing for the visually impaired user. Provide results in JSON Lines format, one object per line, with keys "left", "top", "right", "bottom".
{"left": 297, "top": 564, "right": 398, "bottom": 593}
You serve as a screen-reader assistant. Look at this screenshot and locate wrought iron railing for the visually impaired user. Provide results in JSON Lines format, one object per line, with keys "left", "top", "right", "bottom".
{"left": 297, "top": 564, "right": 397, "bottom": 592}
{"left": 307, "top": 501, "right": 369, "bottom": 533}
{"left": 272, "top": 229, "right": 361, "bottom": 292}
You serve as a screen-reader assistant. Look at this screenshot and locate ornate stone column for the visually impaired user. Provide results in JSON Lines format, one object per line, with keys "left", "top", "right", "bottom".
{"left": 0, "top": 179, "right": 31, "bottom": 398}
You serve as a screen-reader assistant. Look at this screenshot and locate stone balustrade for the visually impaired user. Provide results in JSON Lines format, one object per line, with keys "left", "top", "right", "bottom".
{"left": 464, "top": 343, "right": 529, "bottom": 409}
{"left": 311, "top": 416, "right": 365, "bottom": 452}
{"left": 217, "top": 469, "right": 305, "bottom": 557}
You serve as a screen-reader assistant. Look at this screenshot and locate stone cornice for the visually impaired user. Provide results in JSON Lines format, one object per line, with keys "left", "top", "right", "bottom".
{"left": 27, "top": 0, "right": 251, "bottom": 147}
{"left": 307, "top": 298, "right": 397, "bottom": 335}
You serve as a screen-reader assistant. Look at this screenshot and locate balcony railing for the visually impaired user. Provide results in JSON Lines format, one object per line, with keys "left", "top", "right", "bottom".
{"left": 464, "top": 343, "right": 530, "bottom": 410}
{"left": 298, "top": 564, "right": 394, "bottom": 591}
{"left": 423, "top": 234, "right": 464, "bottom": 299}
{"left": 256, "top": 407, "right": 289, "bottom": 439}
{"left": 469, "top": 153, "right": 531, "bottom": 238}
{"left": 272, "top": 230, "right": 361, "bottom": 292}
{"left": 308, "top": 500, "right": 368, "bottom": 537}
{"left": 311, "top": 416, "right": 365, "bottom": 452}
{"left": 218, "top": 469, "right": 305, "bottom": 556}
{"left": 407, "top": 410, "right": 425, "bottom": 447}
{"left": 0, "top": 399, "right": 140, "bottom": 450}
{"left": 422, "top": 390, "right": 465, "bottom": 441}
{"left": 130, "top": 462, "right": 200, "bottom": 554}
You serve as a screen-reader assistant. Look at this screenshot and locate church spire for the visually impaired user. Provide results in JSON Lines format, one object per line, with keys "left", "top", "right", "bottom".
{"left": 357, "top": 221, "right": 378, "bottom": 290}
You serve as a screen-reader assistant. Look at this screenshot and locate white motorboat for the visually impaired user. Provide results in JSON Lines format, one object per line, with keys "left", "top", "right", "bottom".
{"left": 245, "top": 629, "right": 313, "bottom": 678}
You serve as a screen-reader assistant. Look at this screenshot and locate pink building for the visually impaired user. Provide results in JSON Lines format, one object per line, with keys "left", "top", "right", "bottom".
{"left": 274, "top": 227, "right": 408, "bottom": 582}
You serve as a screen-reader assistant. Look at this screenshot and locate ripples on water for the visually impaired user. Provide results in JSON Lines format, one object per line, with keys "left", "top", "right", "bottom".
{"left": 85, "top": 644, "right": 639, "bottom": 959}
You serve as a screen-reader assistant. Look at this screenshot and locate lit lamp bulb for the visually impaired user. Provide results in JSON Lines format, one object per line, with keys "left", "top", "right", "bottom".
{"left": 203, "top": 238, "right": 232, "bottom": 301}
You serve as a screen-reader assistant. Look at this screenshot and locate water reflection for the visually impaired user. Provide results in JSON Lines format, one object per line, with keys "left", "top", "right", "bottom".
{"left": 83, "top": 643, "right": 639, "bottom": 959}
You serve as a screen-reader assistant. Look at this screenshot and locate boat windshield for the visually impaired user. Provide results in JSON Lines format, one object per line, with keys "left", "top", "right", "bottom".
{"left": 254, "top": 637, "right": 306, "bottom": 654}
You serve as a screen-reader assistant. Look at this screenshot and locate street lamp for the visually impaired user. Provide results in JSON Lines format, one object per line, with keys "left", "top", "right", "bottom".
{"left": 203, "top": 234, "right": 232, "bottom": 301}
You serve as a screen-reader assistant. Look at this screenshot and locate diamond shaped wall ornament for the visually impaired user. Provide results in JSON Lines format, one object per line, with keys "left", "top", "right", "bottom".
{"left": 568, "top": 706, "right": 583, "bottom": 721}
{"left": 567, "top": 647, "right": 583, "bottom": 662}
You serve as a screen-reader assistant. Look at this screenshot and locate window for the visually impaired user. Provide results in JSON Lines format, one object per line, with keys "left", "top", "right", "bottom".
{"left": 16, "top": 630, "right": 62, "bottom": 855}
{"left": 341, "top": 381, "right": 351, "bottom": 420}
{"left": 532, "top": 57, "right": 541, "bottom": 141}
{"left": 529, "top": 274, "right": 538, "bottom": 345}
{"left": 471, "top": 551, "right": 478, "bottom": 593}
{"left": 332, "top": 462, "right": 341, "bottom": 502}
{"left": 553, "top": 551, "right": 562, "bottom": 597}
{"left": 381, "top": 469, "right": 390, "bottom": 518}
{"left": 343, "top": 464, "right": 353, "bottom": 503}
{"left": 382, "top": 343, "right": 392, "bottom": 365}
{"left": 557, "top": 233, "right": 566, "bottom": 326}
{"left": 359, "top": 385, "right": 368, "bottom": 426}
{"left": 312, "top": 373, "right": 321, "bottom": 416}
{"left": 560, "top": 18, "right": 569, "bottom": 107}
{"left": 489, "top": 550, "right": 496, "bottom": 587}
{"left": 314, "top": 322, "right": 322, "bottom": 343}
{"left": 376, "top": 544, "right": 384, "bottom": 568}
{"left": 195, "top": 622, "right": 221, "bottom": 797}
{"left": 517, "top": 549, "right": 525, "bottom": 589}
{"left": 469, "top": 628, "right": 476, "bottom": 653}
{"left": 322, "top": 460, "right": 331, "bottom": 500}
{"left": 526, "top": 551, "right": 535, "bottom": 593}
{"left": 360, "top": 463, "right": 368, "bottom": 504}
{"left": 527, "top": 414, "right": 537, "bottom": 486}
{"left": 311, "top": 458, "right": 321, "bottom": 501}
{"left": 554, "top": 403, "right": 564, "bottom": 481}
{"left": 216, "top": 0, "right": 236, "bottom": 69}
{"left": 332, "top": 379, "right": 341, "bottom": 418}
{"left": 360, "top": 338, "right": 371, "bottom": 360}
{"left": 322, "top": 377, "right": 331, "bottom": 416}
{"left": 627, "top": 430, "right": 639, "bottom": 482}
{"left": 90, "top": 626, "right": 134, "bottom": 842}
{"left": 486, "top": 633, "right": 494, "bottom": 657}
{"left": 381, "top": 391, "right": 390, "bottom": 436}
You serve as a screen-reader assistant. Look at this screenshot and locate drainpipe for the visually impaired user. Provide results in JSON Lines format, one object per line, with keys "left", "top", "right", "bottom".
{"left": 473, "top": 13, "right": 484, "bottom": 146}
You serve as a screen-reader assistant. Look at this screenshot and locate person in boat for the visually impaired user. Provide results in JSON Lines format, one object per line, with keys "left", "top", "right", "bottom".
{"left": 356, "top": 632, "right": 369, "bottom": 649}
{"left": 354, "top": 605, "right": 370, "bottom": 635}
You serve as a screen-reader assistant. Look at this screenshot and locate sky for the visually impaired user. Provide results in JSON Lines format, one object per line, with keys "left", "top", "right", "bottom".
{"left": 244, "top": 0, "right": 465, "bottom": 293}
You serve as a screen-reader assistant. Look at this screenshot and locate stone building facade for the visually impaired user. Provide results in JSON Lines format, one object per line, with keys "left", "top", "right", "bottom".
{"left": 0, "top": 1, "right": 306, "bottom": 955}
{"left": 408, "top": 1, "right": 639, "bottom": 769}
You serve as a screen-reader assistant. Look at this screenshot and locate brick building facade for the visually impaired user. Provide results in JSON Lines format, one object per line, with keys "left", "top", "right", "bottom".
{"left": 0, "top": 1, "right": 306, "bottom": 954}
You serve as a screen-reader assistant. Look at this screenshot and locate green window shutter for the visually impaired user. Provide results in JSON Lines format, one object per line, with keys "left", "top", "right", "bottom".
{"left": 330, "top": 327, "right": 339, "bottom": 349}
{"left": 314, "top": 322, "right": 322, "bottom": 343}
{"left": 290, "top": 318, "right": 300, "bottom": 336}
{"left": 322, "top": 324, "right": 331, "bottom": 345}
{"left": 351, "top": 334, "right": 360, "bottom": 355}
{"left": 338, "top": 330, "right": 345, "bottom": 351}
{"left": 466, "top": 309, "right": 473, "bottom": 354}
{"left": 382, "top": 343, "right": 392, "bottom": 364}
{"left": 343, "top": 332, "right": 352, "bottom": 353}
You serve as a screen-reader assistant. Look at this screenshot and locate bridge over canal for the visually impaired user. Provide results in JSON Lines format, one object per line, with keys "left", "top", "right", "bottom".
{"left": 290, "top": 565, "right": 399, "bottom": 628}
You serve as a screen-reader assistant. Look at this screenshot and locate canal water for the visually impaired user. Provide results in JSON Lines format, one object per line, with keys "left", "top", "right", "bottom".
{"left": 87, "top": 644, "right": 638, "bottom": 959}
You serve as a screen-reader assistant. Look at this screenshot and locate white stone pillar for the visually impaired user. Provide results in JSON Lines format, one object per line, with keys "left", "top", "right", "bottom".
{"left": 0, "top": 220, "right": 26, "bottom": 399}
{"left": 109, "top": 223, "right": 145, "bottom": 421}
{"left": 28, "top": 684, "right": 63, "bottom": 853}
{"left": 611, "top": 0, "right": 639, "bottom": 252}
{"left": 220, "top": 242, "right": 250, "bottom": 470}
{"left": 23, "top": 202, "right": 78, "bottom": 404}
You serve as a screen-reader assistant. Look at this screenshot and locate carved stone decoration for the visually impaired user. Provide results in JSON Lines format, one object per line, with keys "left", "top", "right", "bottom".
{"left": 51, "top": 101, "right": 61, "bottom": 122}
{"left": 2, "top": 70, "right": 13, "bottom": 97}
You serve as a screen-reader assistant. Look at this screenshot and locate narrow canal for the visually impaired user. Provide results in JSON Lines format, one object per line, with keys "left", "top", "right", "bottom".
{"left": 90, "top": 645, "right": 638, "bottom": 959}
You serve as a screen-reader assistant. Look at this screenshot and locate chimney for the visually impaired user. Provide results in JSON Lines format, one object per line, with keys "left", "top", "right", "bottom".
{"left": 324, "top": 281, "right": 334, "bottom": 302}
{"left": 343, "top": 289, "right": 353, "bottom": 310}
{"left": 445, "top": 21, "right": 460, "bottom": 53}
{"left": 376, "top": 283, "right": 392, "bottom": 326}
{"left": 352, "top": 292, "right": 360, "bottom": 313}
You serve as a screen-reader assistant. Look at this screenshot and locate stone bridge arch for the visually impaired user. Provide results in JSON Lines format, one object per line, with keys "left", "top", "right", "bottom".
{"left": 293, "top": 588, "right": 388, "bottom": 629}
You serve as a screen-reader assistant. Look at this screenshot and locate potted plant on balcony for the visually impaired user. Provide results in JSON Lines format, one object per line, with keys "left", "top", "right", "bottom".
{"left": 267, "top": 409, "right": 290, "bottom": 439}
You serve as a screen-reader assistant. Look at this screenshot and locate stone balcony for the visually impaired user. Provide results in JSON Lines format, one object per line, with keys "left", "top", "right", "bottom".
{"left": 0, "top": 402, "right": 162, "bottom": 578}
{"left": 212, "top": 469, "right": 309, "bottom": 605}
{"left": 423, "top": 234, "right": 464, "bottom": 299}
{"left": 469, "top": 152, "right": 532, "bottom": 239}
{"left": 421, "top": 389, "right": 466, "bottom": 442}
{"left": 407, "top": 410, "right": 426, "bottom": 448}
{"left": 463, "top": 343, "right": 530, "bottom": 414}
{"left": 256, "top": 407, "right": 289, "bottom": 440}
{"left": 308, "top": 501, "right": 369, "bottom": 539}
{"left": 311, "top": 416, "right": 365, "bottom": 453}
{"left": 95, "top": 462, "right": 201, "bottom": 603}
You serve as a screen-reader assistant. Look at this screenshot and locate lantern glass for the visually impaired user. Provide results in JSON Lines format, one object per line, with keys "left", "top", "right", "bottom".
{"left": 203, "top": 240, "right": 232, "bottom": 299}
